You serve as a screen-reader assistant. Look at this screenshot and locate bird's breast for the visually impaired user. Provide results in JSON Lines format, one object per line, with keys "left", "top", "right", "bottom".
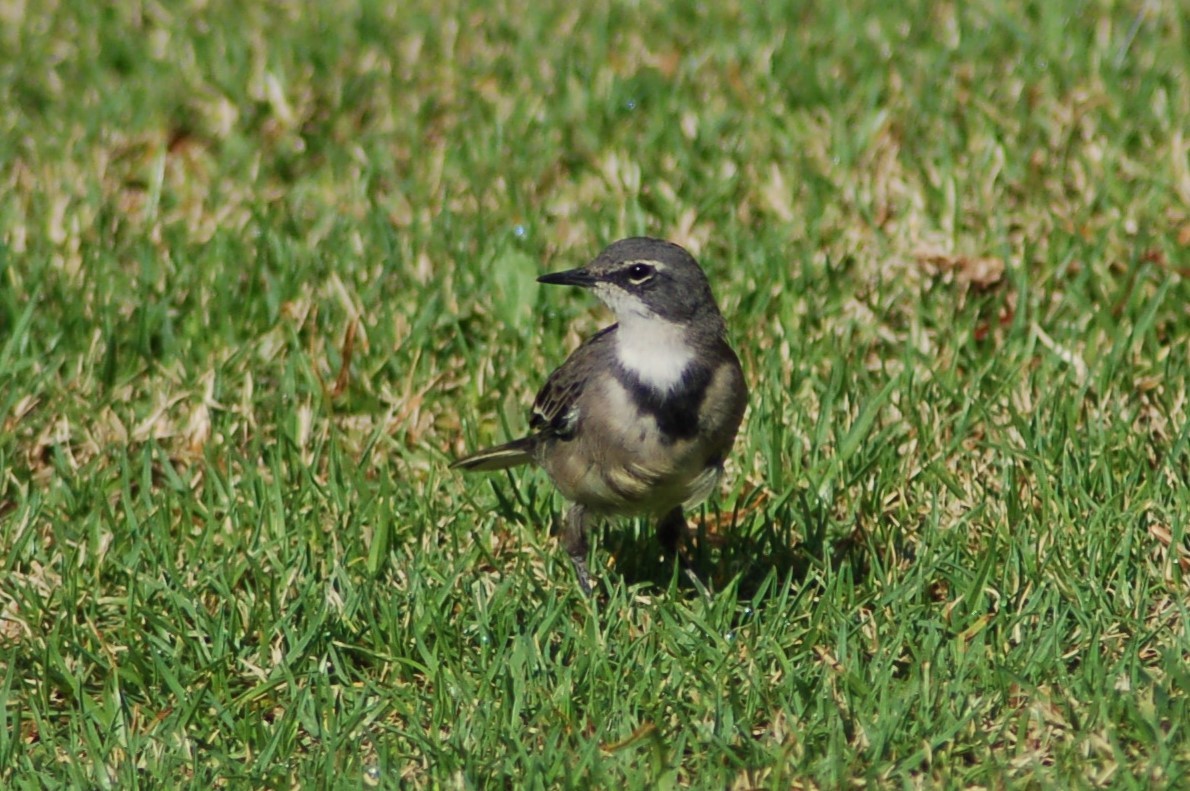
{"left": 542, "top": 362, "right": 743, "bottom": 515}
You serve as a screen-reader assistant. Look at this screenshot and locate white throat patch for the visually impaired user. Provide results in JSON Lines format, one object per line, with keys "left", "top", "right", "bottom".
{"left": 614, "top": 313, "right": 695, "bottom": 393}
{"left": 593, "top": 285, "right": 696, "bottom": 392}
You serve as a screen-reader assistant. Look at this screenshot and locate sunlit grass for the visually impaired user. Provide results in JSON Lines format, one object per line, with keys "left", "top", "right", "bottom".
{"left": 1, "top": 0, "right": 1188, "bottom": 787}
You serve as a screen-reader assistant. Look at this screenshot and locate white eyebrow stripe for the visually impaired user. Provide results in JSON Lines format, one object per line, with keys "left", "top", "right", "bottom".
{"left": 632, "top": 259, "right": 666, "bottom": 272}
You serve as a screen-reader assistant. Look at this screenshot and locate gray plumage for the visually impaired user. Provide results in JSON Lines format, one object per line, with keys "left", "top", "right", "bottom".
{"left": 452, "top": 237, "right": 748, "bottom": 592}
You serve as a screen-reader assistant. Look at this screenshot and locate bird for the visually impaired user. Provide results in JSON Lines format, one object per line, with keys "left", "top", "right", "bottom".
{"left": 451, "top": 237, "right": 748, "bottom": 593}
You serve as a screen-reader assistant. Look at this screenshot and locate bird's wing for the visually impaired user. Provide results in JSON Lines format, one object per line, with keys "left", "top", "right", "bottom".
{"left": 529, "top": 325, "right": 616, "bottom": 440}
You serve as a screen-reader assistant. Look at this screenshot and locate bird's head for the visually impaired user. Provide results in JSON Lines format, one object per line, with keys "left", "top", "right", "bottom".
{"left": 537, "top": 237, "right": 722, "bottom": 330}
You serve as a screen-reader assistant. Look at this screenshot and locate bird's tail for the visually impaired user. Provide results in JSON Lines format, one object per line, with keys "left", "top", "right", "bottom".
{"left": 450, "top": 437, "right": 535, "bottom": 472}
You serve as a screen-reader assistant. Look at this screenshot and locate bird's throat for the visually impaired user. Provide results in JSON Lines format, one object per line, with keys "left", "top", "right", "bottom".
{"left": 614, "top": 318, "right": 696, "bottom": 394}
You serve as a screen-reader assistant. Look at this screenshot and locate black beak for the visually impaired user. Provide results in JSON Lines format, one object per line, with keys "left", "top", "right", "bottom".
{"left": 537, "top": 268, "right": 597, "bottom": 287}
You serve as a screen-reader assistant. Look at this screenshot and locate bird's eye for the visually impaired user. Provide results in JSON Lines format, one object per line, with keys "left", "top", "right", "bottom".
{"left": 626, "top": 263, "right": 655, "bottom": 284}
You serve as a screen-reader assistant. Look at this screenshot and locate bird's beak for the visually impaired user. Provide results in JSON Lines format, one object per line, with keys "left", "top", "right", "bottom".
{"left": 537, "top": 268, "right": 598, "bottom": 288}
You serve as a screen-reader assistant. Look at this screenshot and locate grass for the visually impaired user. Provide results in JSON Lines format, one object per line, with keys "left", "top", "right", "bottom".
{"left": 1, "top": 0, "right": 1188, "bottom": 787}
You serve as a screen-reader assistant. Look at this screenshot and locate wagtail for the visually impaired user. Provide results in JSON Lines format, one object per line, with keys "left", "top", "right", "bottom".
{"left": 452, "top": 237, "right": 748, "bottom": 592}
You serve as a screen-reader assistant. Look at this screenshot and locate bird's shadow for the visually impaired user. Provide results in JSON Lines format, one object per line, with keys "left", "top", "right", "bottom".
{"left": 482, "top": 472, "right": 869, "bottom": 604}
{"left": 595, "top": 490, "right": 869, "bottom": 603}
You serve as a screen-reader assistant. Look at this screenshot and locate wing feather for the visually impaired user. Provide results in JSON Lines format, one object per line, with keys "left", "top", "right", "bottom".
{"left": 529, "top": 325, "right": 616, "bottom": 440}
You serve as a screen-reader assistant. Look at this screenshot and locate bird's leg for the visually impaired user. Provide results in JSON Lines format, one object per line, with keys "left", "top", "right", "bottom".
{"left": 656, "top": 506, "right": 688, "bottom": 558}
{"left": 657, "top": 506, "right": 710, "bottom": 593}
{"left": 561, "top": 504, "right": 593, "bottom": 595}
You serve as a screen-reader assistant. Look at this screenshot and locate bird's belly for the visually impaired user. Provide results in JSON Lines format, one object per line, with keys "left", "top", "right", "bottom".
{"left": 549, "top": 450, "right": 719, "bottom": 515}
{"left": 544, "top": 398, "right": 726, "bottom": 515}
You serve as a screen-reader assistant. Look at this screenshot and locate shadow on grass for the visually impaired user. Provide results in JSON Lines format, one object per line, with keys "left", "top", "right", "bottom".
{"left": 595, "top": 490, "right": 871, "bottom": 602}
{"left": 479, "top": 470, "right": 873, "bottom": 601}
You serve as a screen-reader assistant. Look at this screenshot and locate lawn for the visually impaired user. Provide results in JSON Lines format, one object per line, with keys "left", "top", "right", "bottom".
{"left": 1, "top": 0, "right": 1188, "bottom": 787}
